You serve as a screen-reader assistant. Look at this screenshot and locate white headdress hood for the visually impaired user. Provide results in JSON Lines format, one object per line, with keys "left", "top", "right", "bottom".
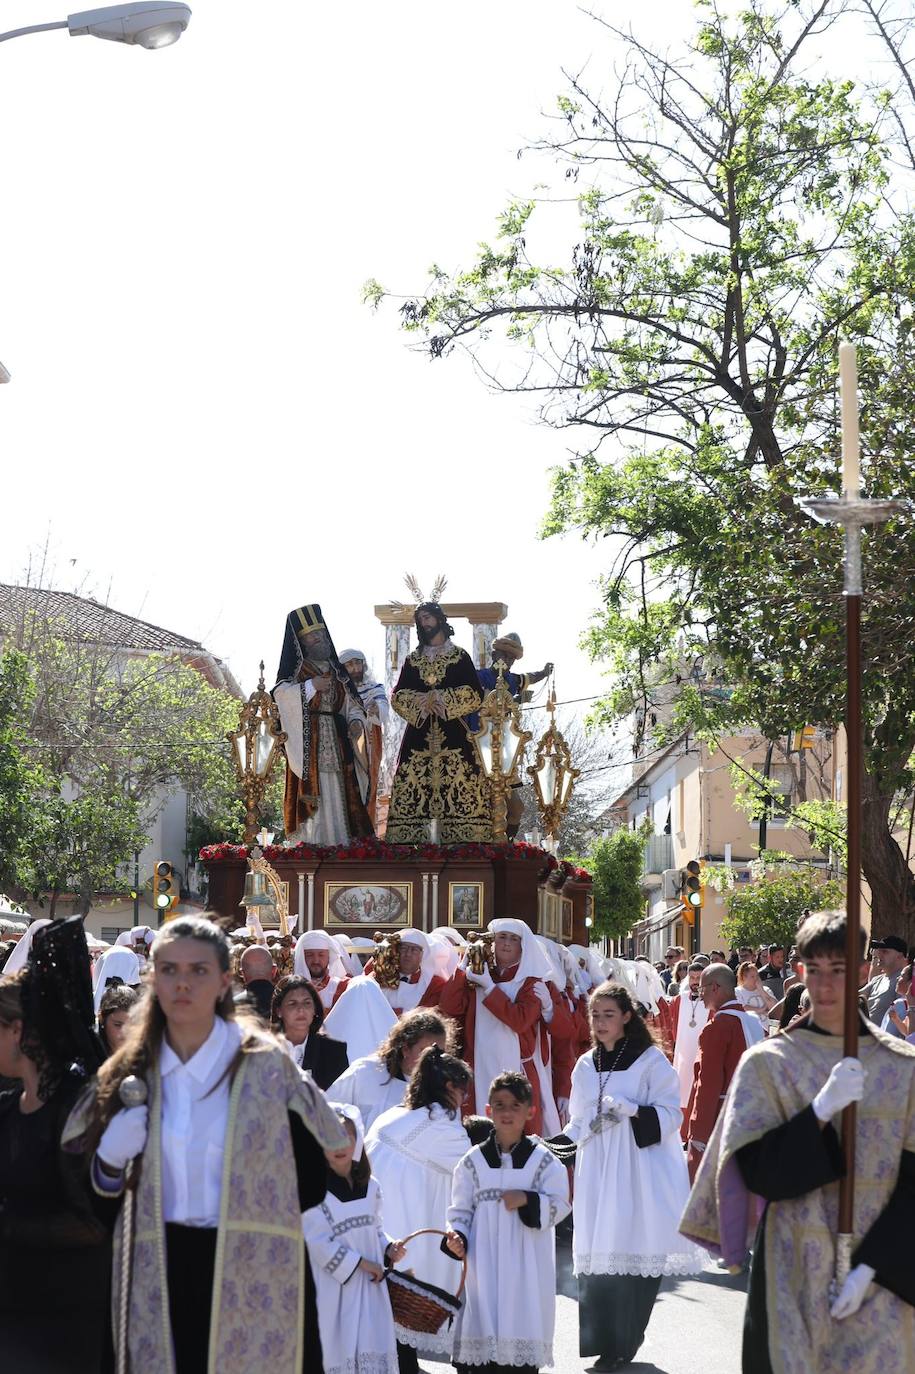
{"left": 92, "top": 947, "right": 142, "bottom": 1013}
{"left": 2, "top": 918, "right": 52, "bottom": 978}
{"left": 569, "top": 943, "right": 606, "bottom": 992}
{"left": 294, "top": 930, "right": 349, "bottom": 982}
{"left": 488, "top": 918, "right": 553, "bottom": 1000}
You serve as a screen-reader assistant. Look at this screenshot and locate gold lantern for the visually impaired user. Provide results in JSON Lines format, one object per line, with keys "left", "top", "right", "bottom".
{"left": 227, "top": 661, "right": 287, "bottom": 846}
{"left": 468, "top": 663, "right": 532, "bottom": 843}
{"left": 528, "top": 690, "right": 580, "bottom": 849}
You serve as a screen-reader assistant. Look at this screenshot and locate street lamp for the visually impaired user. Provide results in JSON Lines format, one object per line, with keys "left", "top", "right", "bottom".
{"left": 0, "top": 4, "right": 192, "bottom": 48}
{"left": 0, "top": 6, "right": 190, "bottom": 378}
{"left": 227, "top": 662, "right": 287, "bottom": 847}
{"left": 468, "top": 664, "right": 532, "bottom": 843}
{"left": 528, "top": 689, "right": 580, "bottom": 851}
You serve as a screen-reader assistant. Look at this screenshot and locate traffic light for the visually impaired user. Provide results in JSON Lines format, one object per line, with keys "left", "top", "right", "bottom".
{"left": 152, "top": 860, "right": 178, "bottom": 920}
{"left": 680, "top": 859, "right": 703, "bottom": 924}
{"left": 791, "top": 725, "right": 816, "bottom": 751}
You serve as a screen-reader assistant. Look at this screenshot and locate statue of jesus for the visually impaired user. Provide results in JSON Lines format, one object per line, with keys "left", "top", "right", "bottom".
{"left": 386, "top": 602, "right": 491, "bottom": 844}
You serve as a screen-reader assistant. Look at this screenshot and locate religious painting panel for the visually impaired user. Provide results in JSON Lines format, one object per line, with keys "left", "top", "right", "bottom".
{"left": 324, "top": 882, "right": 412, "bottom": 930}
{"left": 448, "top": 881, "right": 485, "bottom": 930}
{"left": 541, "top": 892, "right": 562, "bottom": 940}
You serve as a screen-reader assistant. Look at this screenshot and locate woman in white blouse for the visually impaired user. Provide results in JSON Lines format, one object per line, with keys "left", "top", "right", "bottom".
{"left": 79, "top": 915, "right": 344, "bottom": 1374}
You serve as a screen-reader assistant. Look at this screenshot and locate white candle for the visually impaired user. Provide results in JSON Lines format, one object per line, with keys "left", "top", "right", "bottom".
{"left": 839, "top": 341, "right": 860, "bottom": 496}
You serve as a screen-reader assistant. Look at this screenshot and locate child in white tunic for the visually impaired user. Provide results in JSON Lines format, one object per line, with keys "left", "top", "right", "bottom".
{"left": 328, "top": 1007, "right": 455, "bottom": 1131}
{"left": 567, "top": 980, "right": 702, "bottom": 1371}
{"left": 445, "top": 1071, "right": 570, "bottom": 1373}
{"left": 302, "top": 1105, "right": 403, "bottom": 1374}
{"left": 365, "top": 1047, "right": 473, "bottom": 1365}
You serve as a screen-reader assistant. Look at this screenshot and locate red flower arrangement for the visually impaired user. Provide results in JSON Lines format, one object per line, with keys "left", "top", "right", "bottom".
{"left": 198, "top": 837, "right": 588, "bottom": 881}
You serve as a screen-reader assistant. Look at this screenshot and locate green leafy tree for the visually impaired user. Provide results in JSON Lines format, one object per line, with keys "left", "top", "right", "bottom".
{"left": 0, "top": 649, "right": 43, "bottom": 892}
{"left": 19, "top": 789, "right": 146, "bottom": 919}
{"left": 721, "top": 864, "right": 846, "bottom": 951}
{"left": 2, "top": 609, "right": 260, "bottom": 908}
{"left": 373, "top": 0, "right": 915, "bottom": 939}
{"left": 577, "top": 829, "right": 645, "bottom": 942}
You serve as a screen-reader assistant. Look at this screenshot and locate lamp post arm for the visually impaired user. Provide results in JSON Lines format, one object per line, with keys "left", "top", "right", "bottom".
{"left": 0, "top": 20, "right": 68, "bottom": 42}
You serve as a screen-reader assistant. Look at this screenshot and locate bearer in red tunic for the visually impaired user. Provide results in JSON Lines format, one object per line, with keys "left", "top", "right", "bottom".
{"left": 439, "top": 917, "right": 554, "bottom": 1135}
{"left": 685, "top": 962, "right": 764, "bottom": 1181}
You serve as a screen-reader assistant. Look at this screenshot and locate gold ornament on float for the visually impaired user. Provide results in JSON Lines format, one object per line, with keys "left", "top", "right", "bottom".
{"left": 371, "top": 931, "right": 403, "bottom": 988}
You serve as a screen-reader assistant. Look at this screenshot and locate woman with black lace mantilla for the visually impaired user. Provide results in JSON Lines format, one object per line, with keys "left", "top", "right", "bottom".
{"left": 386, "top": 602, "right": 491, "bottom": 844}
{"left": 0, "top": 916, "right": 111, "bottom": 1373}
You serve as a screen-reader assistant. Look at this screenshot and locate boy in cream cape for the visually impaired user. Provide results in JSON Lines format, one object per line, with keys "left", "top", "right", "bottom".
{"left": 681, "top": 909, "right": 915, "bottom": 1374}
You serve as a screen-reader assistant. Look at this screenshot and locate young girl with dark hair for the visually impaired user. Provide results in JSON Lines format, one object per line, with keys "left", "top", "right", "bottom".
{"left": 67, "top": 914, "right": 347, "bottom": 1374}
{"left": 329, "top": 1006, "right": 455, "bottom": 1130}
{"left": 365, "top": 1046, "right": 473, "bottom": 1367}
{"left": 568, "top": 981, "right": 701, "bottom": 1371}
{"left": 97, "top": 983, "right": 139, "bottom": 1057}
{"left": 302, "top": 1104, "right": 403, "bottom": 1374}
{"left": 272, "top": 974, "right": 349, "bottom": 1089}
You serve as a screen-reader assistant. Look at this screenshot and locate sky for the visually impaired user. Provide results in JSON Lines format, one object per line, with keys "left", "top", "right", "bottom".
{"left": 0, "top": 0, "right": 734, "bottom": 711}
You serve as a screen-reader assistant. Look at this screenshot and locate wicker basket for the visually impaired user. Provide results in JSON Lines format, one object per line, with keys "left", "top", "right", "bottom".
{"left": 385, "top": 1228, "right": 466, "bottom": 1335}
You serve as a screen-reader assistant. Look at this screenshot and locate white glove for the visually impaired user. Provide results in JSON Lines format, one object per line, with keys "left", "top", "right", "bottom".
{"left": 557, "top": 1096, "right": 570, "bottom": 1128}
{"left": 466, "top": 966, "right": 495, "bottom": 995}
{"left": 607, "top": 1095, "right": 638, "bottom": 1119}
{"left": 97, "top": 1105, "right": 149, "bottom": 1172}
{"left": 533, "top": 980, "right": 554, "bottom": 1021}
{"left": 812, "top": 1058, "right": 866, "bottom": 1123}
{"left": 830, "top": 1263, "right": 876, "bottom": 1320}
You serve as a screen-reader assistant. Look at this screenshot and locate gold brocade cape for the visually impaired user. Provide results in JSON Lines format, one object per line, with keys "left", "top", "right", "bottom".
{"left": 680, "top": 1021, "right": 915, "bottom": 1374}
{"left": 65, "top": 1039, "right": 347, "bottom": 1374}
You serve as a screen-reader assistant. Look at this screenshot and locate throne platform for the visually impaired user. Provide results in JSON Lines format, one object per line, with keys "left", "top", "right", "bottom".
{"left": 200, "top": 840, "right": 593, "bottom": 945}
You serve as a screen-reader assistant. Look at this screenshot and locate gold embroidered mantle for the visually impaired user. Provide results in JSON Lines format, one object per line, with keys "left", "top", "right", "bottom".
{"left": 681, "top": 1024, "right": 915, "bottom": 1374}
{"left": 66, "top": 1040, "right": 347, "bottom": 1374}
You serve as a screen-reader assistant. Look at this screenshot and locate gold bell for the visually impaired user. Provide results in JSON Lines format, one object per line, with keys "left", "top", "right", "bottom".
{"left": 240, "top": 871, "right": 272, "bottom": 908}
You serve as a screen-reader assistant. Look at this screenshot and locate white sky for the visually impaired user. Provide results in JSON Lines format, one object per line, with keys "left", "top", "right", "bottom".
{"left": 0, "top": 0, "right": 732, "bottom": 705}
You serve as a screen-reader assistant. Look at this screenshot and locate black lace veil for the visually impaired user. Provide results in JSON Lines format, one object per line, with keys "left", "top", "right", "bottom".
{"left": 19, "top": 916, "right": 106, "bottom": 1099}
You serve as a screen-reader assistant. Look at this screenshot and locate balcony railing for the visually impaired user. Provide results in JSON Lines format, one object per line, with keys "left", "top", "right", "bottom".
{"left": 642, "top": 832, "right": 674, "bottom": 876}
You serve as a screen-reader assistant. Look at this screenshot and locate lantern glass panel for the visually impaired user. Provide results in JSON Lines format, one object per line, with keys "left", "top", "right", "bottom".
{"left": 255, "top": 719, "right": 273, "bottom": 776}
{"left": 474, "top": 720, "right": 495, "bottom": 777}
{"left": 537, "top": 751, "right": 557, "bottom": 805}
{"left": 235, "top": 733, "right": 248, "bottom": 773}
{"left": 560, "top": 765, "right": 575, "bottom": 805}
{"left": 501, "top": 724, "right": 522, "bottom": 776}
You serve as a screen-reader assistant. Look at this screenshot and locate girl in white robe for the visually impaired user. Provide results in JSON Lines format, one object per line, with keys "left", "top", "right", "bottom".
{"left": 445, "top": 1070, "right": 570, "bottom": 1373}
{"left": 302, "top": 1104, "right": 402, "bottom": 1374}
{"left": 568, "top": 979, "right": 703, "bottom": 1370}
{"left": 365, "top": 1047, "right": 473, "bottom": 1363}
{"left": 328, "top": 1007, "right": 455, "bottom": 1132}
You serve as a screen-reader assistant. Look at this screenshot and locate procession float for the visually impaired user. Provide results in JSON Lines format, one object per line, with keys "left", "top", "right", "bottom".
{"left": 200, "top": 581, "right": 593, "bottom": 949}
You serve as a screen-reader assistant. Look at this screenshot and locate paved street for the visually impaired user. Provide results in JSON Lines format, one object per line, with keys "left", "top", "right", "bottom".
{"left": 418, "top": 1234, "right": 747, "bottom": 1374}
